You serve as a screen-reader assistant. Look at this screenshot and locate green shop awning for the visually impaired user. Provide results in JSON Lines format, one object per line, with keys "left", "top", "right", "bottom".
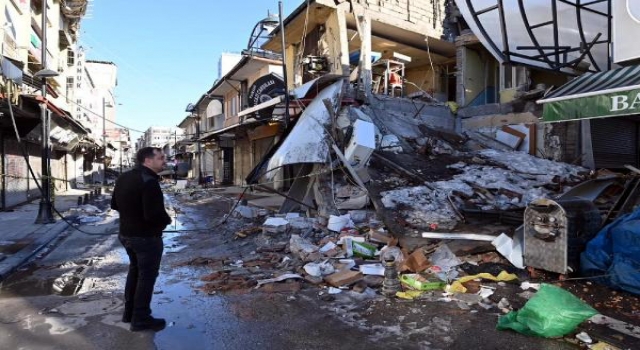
{"left": 538, "top": 65, "right": 640, "bottom": 122}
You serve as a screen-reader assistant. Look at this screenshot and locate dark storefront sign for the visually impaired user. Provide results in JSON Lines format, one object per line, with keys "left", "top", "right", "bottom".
{"left": 247, "top": 73, "right": 284, "bottom": 120}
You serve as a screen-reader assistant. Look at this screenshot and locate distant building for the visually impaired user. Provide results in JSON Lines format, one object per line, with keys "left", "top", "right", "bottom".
{"left": 143, "top": 126, "right": 184, "bottom": 150}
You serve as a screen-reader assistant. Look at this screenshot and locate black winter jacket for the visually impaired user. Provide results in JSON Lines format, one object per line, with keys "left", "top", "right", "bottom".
{"left": 111, "top": 166, "right": 171, "bottom": 237}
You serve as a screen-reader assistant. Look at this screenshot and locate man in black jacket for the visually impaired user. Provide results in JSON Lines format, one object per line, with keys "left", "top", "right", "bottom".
{"left": 111, "top": 147, "right": 172, "bottom": 332}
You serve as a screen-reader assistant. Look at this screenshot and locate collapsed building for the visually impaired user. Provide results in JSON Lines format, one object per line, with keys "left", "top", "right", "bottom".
{"left": 180, "top": 0, "right": 640, "bottom": 333}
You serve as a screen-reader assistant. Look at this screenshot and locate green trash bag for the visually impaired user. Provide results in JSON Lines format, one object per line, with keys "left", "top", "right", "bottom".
{"left": 497, "top": 284, "right": 598, "bottom": 338}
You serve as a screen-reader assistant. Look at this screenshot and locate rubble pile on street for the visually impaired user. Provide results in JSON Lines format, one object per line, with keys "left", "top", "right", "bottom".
{"left": 171, "top": 81, "right": 640, "bottom": 348}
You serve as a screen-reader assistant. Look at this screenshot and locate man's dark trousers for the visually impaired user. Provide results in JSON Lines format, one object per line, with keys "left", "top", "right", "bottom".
{"left": 119, "top": 235, "right": 163, "bottom": 321}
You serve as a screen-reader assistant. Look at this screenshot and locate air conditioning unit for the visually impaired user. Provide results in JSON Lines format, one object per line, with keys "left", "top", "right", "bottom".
{"left": 302, "top": 55, "right": 328, "bottom": 74}
{"left": 344, "top": 119, "right": 376, "bottom": 169}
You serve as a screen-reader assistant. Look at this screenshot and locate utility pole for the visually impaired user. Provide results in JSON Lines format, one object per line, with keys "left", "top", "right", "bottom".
{"left": 279, "top": 1, "right": 290, "bottom": 130}
{"left": 174, "top": 129, "right": 177, "bottom": 181}
{"left": 35, "top": 0, "right": 55, "bottom": 224}
{"left": 195, "top": 113, "right": 202, "bottom": 183}
{"left": 102, "top": 97, "right": 107, "bottom": 186}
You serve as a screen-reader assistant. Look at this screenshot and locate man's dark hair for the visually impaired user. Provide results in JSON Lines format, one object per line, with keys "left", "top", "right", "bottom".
{"left": 136, "top": 147, "right": 161, "bottom": 165}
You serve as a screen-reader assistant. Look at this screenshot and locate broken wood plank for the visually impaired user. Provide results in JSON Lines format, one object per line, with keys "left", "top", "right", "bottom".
{"left": 324, "top": 270, "right": 363, "bottom": 287}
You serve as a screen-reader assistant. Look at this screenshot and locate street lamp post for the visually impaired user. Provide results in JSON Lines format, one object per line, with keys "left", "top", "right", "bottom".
{"left": 34, "top": 0, "right": 58, "bottom": 224}
{"left": 102, "top": 97, "right": 107, "bottom": 186}
{"left": 185, "top": 103, "right": 201, "bottom": 183}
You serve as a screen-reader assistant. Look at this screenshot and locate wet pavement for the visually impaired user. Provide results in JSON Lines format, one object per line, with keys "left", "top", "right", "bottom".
{"left": 0, "top": 190, "right": 626, "bottom": 349}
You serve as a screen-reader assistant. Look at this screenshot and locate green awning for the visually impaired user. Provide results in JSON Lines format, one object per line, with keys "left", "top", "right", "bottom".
{"left": 538, "top": 65, "right": 640, "bottom": 122}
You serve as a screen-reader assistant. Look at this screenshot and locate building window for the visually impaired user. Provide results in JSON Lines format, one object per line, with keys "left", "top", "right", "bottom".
{"left": 501, "top": 64, "right": 528, "bottom": 90}
{"left": 67, "top": 50, "right": 75, "bottom": 66}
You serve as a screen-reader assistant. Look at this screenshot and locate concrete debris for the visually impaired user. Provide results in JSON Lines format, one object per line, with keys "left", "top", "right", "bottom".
{"left": 255, "top": 274, "right": 303, "bottom": 288}
{"left": 169, "top": 82, "right": 640, "bottom": 350}
{"left": 262, "top": 217, "right": 290, "bottom": 233}
{"left": 234, "top": 205, "right": 258, "bottom": 219}
{"left": 380, "top": 135, "right": 403, "bottom": 153}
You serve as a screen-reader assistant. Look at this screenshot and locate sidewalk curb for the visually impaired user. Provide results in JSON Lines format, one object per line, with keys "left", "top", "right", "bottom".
{"left": 0, "top": 220, "right": 70, "bottom": 282}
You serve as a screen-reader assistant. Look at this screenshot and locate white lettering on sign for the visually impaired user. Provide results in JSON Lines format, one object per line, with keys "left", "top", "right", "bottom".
{"left": 610, "top": 93, "right": 640, "bottom": 112}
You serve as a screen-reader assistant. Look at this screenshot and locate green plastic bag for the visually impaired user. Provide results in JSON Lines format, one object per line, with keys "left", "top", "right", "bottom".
{"left": 497, "top": 284, "right": 597, "bottom": 338}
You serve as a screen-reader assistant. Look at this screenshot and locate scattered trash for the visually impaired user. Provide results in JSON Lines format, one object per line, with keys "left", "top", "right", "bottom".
{"left": 400, "top": 274, "right": 446, "bottom": 291}
{"left": 429, "top": 244, "right": 462, "bottom": 281}
{"left": 576, "top": 331, "right": 593, "bottom": 344}
{"left": 327, "top": 214, "right": 353, "bottom": 232}
{"left": 304, "top": 261, "right": 335, "bottom": 277}
{"left": 327, "top": 287, "right": 342, "bottom": 294}
{"left": 359, "top": 263, "right": 385, "bottom": 276}
{"left": 520, "top": 281, "right": 540, "bottom": 291}
{"left": 396, "top": 290, "right": 424, "bottom": 300}
{"left": 448, "top": 271, "right": 517, "bottom": 294}
{"left": 497, "top": 284, "right": 598, "bottom": 337}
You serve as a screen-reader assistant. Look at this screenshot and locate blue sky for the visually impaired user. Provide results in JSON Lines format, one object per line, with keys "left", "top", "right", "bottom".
{"left": 80, "top": 0, "right": 300, "bottom": 138}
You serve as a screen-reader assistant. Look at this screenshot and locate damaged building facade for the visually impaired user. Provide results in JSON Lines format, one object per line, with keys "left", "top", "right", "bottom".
{"left": 187, "top": 0, "right": 640, "bottom": 190}
{"left": 188, "top": 0, "right": 458, "bottom": 188}
{"left": 0, "top": 0, "right": 114, "bottom": 210}
{"left": 455, "top": 0, "right": 640, "bottom": 170}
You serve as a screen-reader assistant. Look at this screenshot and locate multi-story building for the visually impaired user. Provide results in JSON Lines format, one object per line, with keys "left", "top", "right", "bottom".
{"left": 0, "top": 0, "right": 105, "bottom": 210}
{"left": 143, "top": 126, "right": 183, "bottom": 151}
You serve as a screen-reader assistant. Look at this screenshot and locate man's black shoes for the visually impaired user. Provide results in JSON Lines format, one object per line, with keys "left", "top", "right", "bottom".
{"left": 130, "top": 317, "right": 166, "bottom": 332}
{"left": 122, "top": 311, "right": 132, "bottom": 323}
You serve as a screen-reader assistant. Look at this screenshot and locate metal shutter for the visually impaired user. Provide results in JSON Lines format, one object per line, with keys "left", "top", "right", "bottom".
{"left": 591, "top": 117, "right": 639, "bottom": 169}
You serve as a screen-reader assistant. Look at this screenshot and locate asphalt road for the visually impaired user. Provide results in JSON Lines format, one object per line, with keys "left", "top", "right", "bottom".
{"left": 0, "top": 193, "right": 581, "bottom": 350}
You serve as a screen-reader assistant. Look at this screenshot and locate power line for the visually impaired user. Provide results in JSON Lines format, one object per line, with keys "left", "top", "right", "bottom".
{"left": 62, "top": 95, "right": 146, "bottom": 133}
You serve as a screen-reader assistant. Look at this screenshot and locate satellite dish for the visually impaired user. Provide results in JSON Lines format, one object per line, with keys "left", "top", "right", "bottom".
{"left": 627, "top": 0, "right": 640, "bottom": 23}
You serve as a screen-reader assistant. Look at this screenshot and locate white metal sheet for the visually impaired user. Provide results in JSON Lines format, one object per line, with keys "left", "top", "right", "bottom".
{"left": 265, "top": 80, "right": 343, "bottom": 179}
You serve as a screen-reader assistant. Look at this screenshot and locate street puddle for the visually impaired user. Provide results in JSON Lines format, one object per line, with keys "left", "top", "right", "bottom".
{"left": 152, "top": 274, "right": 232, "bottom": 349}
{"left": 163, "top": 216, "right": 187, "bottom": 253}
{"left": 0, "top": 259, "right": 93, "bottom": 297}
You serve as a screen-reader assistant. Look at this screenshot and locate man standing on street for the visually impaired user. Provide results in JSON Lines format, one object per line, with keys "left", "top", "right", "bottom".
{"left": 111, "top": 147, "right": 172, "bottom": 332}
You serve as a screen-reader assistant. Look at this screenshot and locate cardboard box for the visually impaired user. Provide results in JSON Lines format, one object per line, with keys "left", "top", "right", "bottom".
{"left": 324, "top": 270, "right": 363, "bottom": 287}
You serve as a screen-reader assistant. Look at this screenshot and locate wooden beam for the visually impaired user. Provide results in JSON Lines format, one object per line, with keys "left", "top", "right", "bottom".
{"left": 461, "top": 112, "right": 540, "bottom": 130}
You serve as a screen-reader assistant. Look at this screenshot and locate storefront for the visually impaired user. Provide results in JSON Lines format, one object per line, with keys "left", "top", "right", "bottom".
{"left": 538, "top": 65, "right": 640, "bottom": 170}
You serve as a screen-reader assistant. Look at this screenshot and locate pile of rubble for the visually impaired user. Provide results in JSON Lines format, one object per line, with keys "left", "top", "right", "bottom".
{"left": 174, "top": 78, "right": 640, "bottom": 347}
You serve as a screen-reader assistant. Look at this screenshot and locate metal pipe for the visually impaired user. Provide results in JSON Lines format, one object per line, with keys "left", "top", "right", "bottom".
{"left": 35, "top": 0, "right": 54, "bottom": 224}
{"left": 195, "top": 105, "right": 203, "bottom": 183}
{"left": 278, "top": 1, "right": 290, "bottom": 130}
{"left": 102, "top": 96, "right": 107, "bottom": 186}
